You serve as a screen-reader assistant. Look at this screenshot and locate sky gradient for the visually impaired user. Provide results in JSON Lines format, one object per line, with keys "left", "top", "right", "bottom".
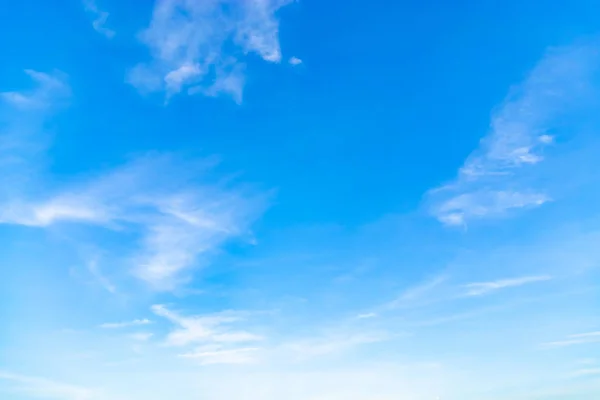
{"left": 1, "top": 0, "right": 600, "bottom": 399}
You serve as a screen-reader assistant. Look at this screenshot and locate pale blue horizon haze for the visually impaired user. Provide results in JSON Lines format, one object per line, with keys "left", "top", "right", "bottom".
{"left": 1, "top": 0, "right": 600, "bottom": 399}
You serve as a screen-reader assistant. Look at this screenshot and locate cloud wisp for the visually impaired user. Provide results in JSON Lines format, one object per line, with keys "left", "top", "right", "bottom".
{"left": 129, "top": 0, "right": 295, "bottom": 102}
{"left": 83, "top": 0, "right": 115, "bottom": 38}
{"left": 543, "top": 331, "right": 600, "bottom": 348}
{"left": 0, "top": 69, "right": 70, "bottom": 110}
{"left": 99, "top": 319, "right": 153, "bottom": 329}
{"left": 0, "top": 70, "right": 70, "bottom": 208}
{"left": 429, "top": 42, "right": 600, "bottom": 226}
{"left": 462, "top": 275, "right": 552, "bottom": 296}
{"left": 151, "top": 304, "right": 264, "bottom": 365}
{"left": 282, "top": 333, "right": 389, "bottom": 361}
{"left": 0, "top": 371, "right": 97, "bottom": 400}
{"left": 0, "top": 154, "right": 265, "bottom": 289}
{"left": 0, "top": 72, "right": 266, "bottom": 291}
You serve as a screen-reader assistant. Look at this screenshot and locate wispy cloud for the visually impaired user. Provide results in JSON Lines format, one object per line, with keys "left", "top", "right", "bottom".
{"left": 462, "top": 275, "right": 552, "bottom": 296}
{"left": 0, "top": 70, "right": 70, "bottom": 110}
{"left": 383, "top": 275, "right": 448, "bottom": 310}
{"left": 152, "top": 304, "right": 263, "bottom": 364}
{"left": 87, "top": 258, "right": 117, "bottom": 294}
{"left": 429, "top": 42, "right": 600, "bottom": 225}
{"left": 179, "top": 345, "right": 260, "bottom": 365}
{"left": 0, "top": 70, "right": 70, "bottom": 206}
{"left": 128, "top": 0, "right": 295, "bottom": 102}
{"left": 0, "top": 154, "right": 265, "bottom": 289}
{"left": 284, "top": 333, "right": 388, "bottom": 360}
{"left": 543, "top": 331, "right": 600, "bottom": 348}
{"left": 83, "top": 0, "right": 115, "bottom": 38}
{"left": 99, "top": 319, "right": 153, "bottom": 329}
{"left": 356, "top": 312, "right": 377, "bottom": 319}
{"left": 0, "top": 73, "right": 265, "bottom": 291}
{"left": 128, "top": 332, "right": 154, "bottom": 342}
{"left": 570, "top": 368, "right": 600, "bottom": 378}
{"left": 0, "top": 371, "right": 96, "bottom": 400}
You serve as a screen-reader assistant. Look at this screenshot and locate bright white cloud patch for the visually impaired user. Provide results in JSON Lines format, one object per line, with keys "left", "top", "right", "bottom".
{"left": 429, "top": 43, "right": 600, "bottom": 225}
{"left": 129, "top": 0, "right": 294, "bottom": 102}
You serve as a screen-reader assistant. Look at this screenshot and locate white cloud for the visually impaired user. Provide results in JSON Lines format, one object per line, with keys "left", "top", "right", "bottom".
{"left": 0, "top": 155, "right": 265, "bottom": 289}
{"left": 151, "top": 304, "right": 263, "bottom": 364}
{"left": 571, "top": 368, "right": 600, "bottom": 378}
{"left": 83, "top": 0, "right": 115, "bottom": 38}
{"left": 0, "top": 73, "right": 264, "bottom": 291}
{"left": 462, "top": 275, "right": 552, "bottom": 296}
{"left": 0, "top": 69, "right": 70, "bottom": 110}
{"left": 356, "top": 312, "right": 377, "bottom": 319}
{"left": 151, "top": 304, "right": 263, "bottom": 346}
{"left": 288, "top": 56, "right": 302, "bottom": 65}
{"left": 99, "top": 319, "right": 153, "bottom": 329}
{"left": 129, "top": 0, "right": 294, "bottom": 101}
{"left": 284, "top": 333, "right": 388, "bottom": 360}
{"left": 0, "top": 70, "right": 70, "bottom": 207}
{"left": 87, "top": 258, "right": 117, "bottom": 294}
{"left": 429, "top": 43, "right": 600, "bottom": 225}
{"left": 179, "top": 345, "right": 260, "bottom": 365}
{"left": 436, "top": 190, "right": 549, "bottom": 226}
{"left": 383, "top": 275, "right": 448, "bottom": 310}
{"left": 128, "top": 332, "right": 154, "bottom": 341}
{"left": 543, "top": 331, "right": 600, "bottom": 348}
{"left": 0, "top": 371, "right": 97, "bottom": 400}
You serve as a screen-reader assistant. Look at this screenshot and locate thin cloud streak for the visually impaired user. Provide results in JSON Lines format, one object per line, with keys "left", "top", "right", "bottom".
{"left": 543, "top": 331, "right": 600, "bottom": 348}
{"left": 429, "top": 42, "right": 600, "bottom": 225}
{"left": 0, "top": 371, "right": 97, "bottom": 400}
{"left": 99, "top": 319, "right": 153, "bottom": 329}
{"left": 462, "top": 275, "right": 552, "bottom": 296}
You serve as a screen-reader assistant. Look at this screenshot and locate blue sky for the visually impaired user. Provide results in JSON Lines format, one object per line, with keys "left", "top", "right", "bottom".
{"left": 1, "top": 0, "right": 600, "bottom": 399}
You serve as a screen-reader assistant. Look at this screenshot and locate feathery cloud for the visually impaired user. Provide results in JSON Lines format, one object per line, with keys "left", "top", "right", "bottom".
{"left": 1, "top": 70, "right": 70, "bottom": 110}
{"left": 383, "top": 275, "right": 448, "bottom": 310}
{"left": 128, "top": 0, "right": 294, "bottom": 102}
{"left": 151, "top": 304, "right": 263, "bottom": 364}
{"left": 99, "top": 319, "right": 153, "bottom": 329}
{"left": 463, "top": 275, "right": 552, "bottom": 296}
{"left": 571, "top": 368, "right": 600, "bottom": 378}
{"left": 0, "top": 371, "right": 96, "bottom": 400}
{"left": 0, "top": 70, "right": 70, "bottom": 206}
{"left": 284, "top": 333, "right": 388, "bottom": 360}
{"left": 429, "top": 43, "right": 600, "bottom": 225}
{"left": 543, "top": 331, "right": 600, "bottom": 348}
{"left": 0, "top": 155, "right": 265, "bottom": 289}
{"left": 83, "top": 0, "right": 115, "bottom": 38}
{"left": 179, "top": 345, "right": 260, "bottom": 365}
